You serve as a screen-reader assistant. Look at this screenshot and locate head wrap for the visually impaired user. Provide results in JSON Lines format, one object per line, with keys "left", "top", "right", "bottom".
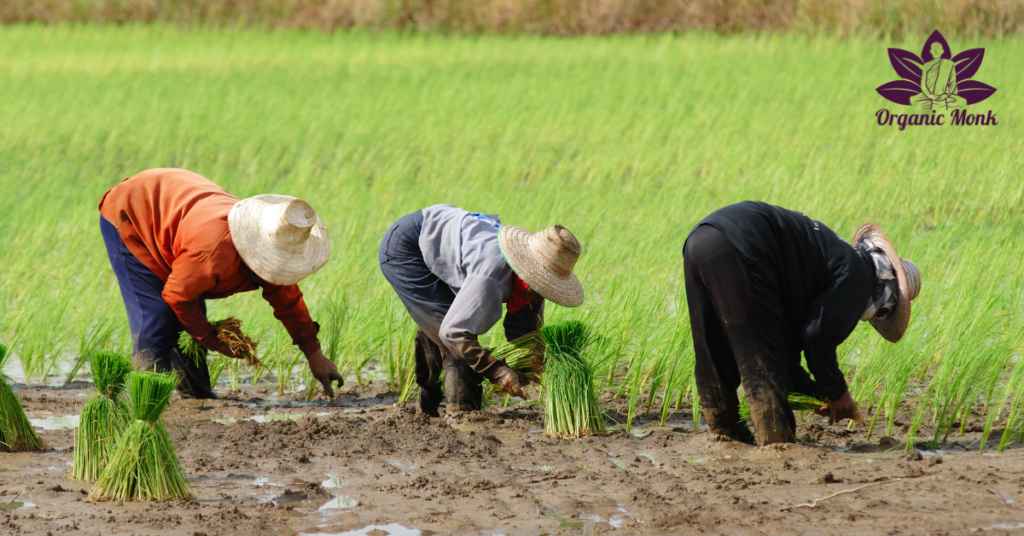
{"left": 859, "top": 240, "right": 900, "bottom": 321}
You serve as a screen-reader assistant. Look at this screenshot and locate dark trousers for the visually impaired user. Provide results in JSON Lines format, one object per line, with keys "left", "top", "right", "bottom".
{"left": 100, "top": 217, "right": 213, "bottom": 397}
{"left": 683, "top": 225, "right": 795, "bottom": 445}
{"left": 379, "top": 211, "right": 482, "bottom": 414}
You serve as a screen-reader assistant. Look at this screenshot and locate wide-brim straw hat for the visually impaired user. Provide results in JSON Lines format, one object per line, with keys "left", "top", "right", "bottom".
{"left": 498, "top": 224, "right": 584, "bottom": 307}
{"left": 228, "top": 195, "right": 330, "bottom": 286}
{"left": 852, "top": 224, "right": 921, "bottom": 342}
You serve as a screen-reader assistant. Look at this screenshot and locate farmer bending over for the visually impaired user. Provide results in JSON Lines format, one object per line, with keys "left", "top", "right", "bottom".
{"left": 682, "top": 201, "right": 921, "bottom": 445}
{"left": 98, "top": 168, "right": 343, "bottom": 398}
{"left": 379, "top": 205, "right": 584, "bottom": 415}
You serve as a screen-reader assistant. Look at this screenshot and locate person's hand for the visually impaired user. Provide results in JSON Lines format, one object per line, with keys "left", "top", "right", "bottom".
{"left": 204, "top": 336, "right": 240, "bottom": 359}
{"left": 817, "top": 391, "right": 864, "bottom": 425}
{"left": 307, "top": 349, "right": 343, "bottom": 398}
{"left": 488, "top": 363, "right": 527, "bottom": 399}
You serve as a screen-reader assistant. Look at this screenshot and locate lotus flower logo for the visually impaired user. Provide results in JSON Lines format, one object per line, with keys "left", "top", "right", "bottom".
{"left": 877, "top": 30, "right": 996, "bottom": 112}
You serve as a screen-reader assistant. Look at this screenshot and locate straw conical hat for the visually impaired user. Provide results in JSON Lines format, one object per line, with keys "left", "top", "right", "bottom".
{"left": 853, "top": 224, "right": 921, "bottom": 342}
{"left": 498, "top": 224, "right": 584, "bottom": 307}
{"left": 228, "top": 195, "right": 330, "bottom": 286}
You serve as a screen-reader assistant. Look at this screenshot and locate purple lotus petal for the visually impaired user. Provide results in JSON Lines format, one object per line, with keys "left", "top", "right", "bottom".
{"left": 957, "top": 80, "right": 997, "bottom": 105}
{"left": 876, "top": 79, "right": 921, "bottom": 105}
{"left": 921, "top": 30, "right": 952, "bottom": 62}
{"left": 888, "top": 48, "right": 922, "bottom": 83}
{"left": 952, "top": 48, "right": 984, "bottom": 81}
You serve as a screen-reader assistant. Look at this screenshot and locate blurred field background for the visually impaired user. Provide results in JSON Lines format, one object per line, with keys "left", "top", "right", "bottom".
{"left": 1, "top": 12, "right": 1022, "bottom": 449}
{"left": 4, "top": 0, "right": 1024, "bottom": 36}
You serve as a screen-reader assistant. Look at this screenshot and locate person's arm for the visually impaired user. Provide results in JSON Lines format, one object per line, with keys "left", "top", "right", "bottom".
{"left": 439, "top": 275, "right": 525, "bottom": 397}
{"left": 161, "top": 251, "right": 218, "bottom": 348}
{"left": 801, "top": 260, "right": 869, "bottom": 402}
{"left": 438, "top": 276, "right": 504, "bottom": 373}
{"left": 261, "top": 284, "right": 342, "bottom": 397}
{"left": 260, "top": 284, "right": 321, "bottom": 356}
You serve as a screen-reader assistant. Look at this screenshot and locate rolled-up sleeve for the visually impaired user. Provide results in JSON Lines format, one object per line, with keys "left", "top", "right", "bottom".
{"left": 261, "top": 284, "right": 321, "bottom": 356}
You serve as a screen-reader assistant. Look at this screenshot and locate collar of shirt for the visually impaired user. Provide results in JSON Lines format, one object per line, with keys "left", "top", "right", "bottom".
{"left": 506, "top": 275, "right": 534, "bottom": 314}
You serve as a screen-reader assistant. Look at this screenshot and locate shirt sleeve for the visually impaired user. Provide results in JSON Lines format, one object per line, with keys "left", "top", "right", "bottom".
{"left": 801, "top": 259, "right": 869, "bottom": 401}
{"left": 438, "top": 275, "right": 505, "bottom": 363}
{"left": 261, "top": 284, "right": 321, "bottom": 356}
{"left": 161, "top": 251, "right": 217, "bottom": 346}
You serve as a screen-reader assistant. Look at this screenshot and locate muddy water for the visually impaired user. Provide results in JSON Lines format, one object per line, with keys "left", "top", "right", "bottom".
{"left": 4, "top": 382, "right": 1024, "bottom": 535}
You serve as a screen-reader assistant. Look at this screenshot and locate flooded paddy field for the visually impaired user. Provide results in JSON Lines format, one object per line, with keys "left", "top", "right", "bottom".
{"left": 4, "top": 381, "right": 1024, "bottom": 536}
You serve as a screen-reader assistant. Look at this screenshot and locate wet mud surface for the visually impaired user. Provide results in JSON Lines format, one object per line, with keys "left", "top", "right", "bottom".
{"left": 4, "top": 382, "right": 1024, "bottom": 535}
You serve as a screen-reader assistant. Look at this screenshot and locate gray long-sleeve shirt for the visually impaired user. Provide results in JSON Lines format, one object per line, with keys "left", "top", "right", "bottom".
{"left": 418, "top": 205, "right": 543, "bottom": 364}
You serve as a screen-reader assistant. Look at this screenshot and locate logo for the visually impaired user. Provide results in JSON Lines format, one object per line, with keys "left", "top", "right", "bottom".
{"left": 875, "top": 30, "right": 997, "bottom": 129}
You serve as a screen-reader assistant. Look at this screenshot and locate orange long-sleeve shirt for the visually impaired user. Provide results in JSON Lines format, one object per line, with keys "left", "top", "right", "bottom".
{"left": 99, "top": 168, "right": 321, "bottom": 355}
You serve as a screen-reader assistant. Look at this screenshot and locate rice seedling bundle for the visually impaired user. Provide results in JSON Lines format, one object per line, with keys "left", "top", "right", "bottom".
{"left": 90, "top": 371, "right": 190, "bottom": 501}
{"left": 540, "top": 322, "right": 606, "bottom": 438}
{"left": 738, "top": 393, "right": 826, "bottom": 423}
{"left": 179, "top": 317, "right": 260, "bottom": 367}
{"left": 492, "top": 332, "right": 545, "bottom": 383}
{"left": 0, "top": 343, "right": 43, "bottom": 451}
{"left": 72, "top": 351, "right": 132, "bottom": 481}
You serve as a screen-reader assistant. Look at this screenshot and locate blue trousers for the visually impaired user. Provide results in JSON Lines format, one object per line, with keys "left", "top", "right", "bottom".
{"left": 100, "top": 216, "right": 201, "bottom": 354}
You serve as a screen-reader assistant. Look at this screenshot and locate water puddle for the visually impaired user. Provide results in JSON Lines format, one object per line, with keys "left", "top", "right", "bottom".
{"left": 321, "top": 474, "right": 343, "bottom": 490}
{"left": 318, "top": 495, "right": 359, "bottom": 511}
{"left": 29, "top": 415, "right": 79, "bottom": 430}
{"left": 577, "top": 505, "right": 632, "bottom": 530}
{"left": 213, "top": 411, "right": 332, "bottom": 426}
{"left": 3, "top": 353, "right": 80, "bottom": 387}
{"left": 637, "top": 450, "right": 659, "bottom": 466}
{"left": 385, "top": 459, "right": 418, "bottom": 473}
{"left": 300, "top": 524, "right": 421, "bottom": 536}
{"left": 609, "top": 457, "right": 629, "bottom": 471}
{"left": 0, "top": 500, "right": 35, "bottom": 512}
{"left": 629, "top": 427, "right": 653, "bottom": 439}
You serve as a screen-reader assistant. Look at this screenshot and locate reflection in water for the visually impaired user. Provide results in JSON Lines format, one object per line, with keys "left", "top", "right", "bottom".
{"left": 29, "top": 415, "right": 79, "bottom": 430}
{"left": 300, "top": 523, "right": 421, "bottom": 536}
{"left": 0, "top": 500, "right": 35, "bottom": 512}
{"left": 318, "top": 495, "right": 359, "bottom": 511}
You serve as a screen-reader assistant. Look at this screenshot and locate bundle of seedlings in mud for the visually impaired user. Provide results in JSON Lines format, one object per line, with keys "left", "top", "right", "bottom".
{"left": 540, "top": 321, "right": 606, "bottom": 438}
{"left": 738, "top": 393, "right": 825, "bottom": 423}
{"left": 0, "top": 343, "right": 43, "bottom": 451}
{"left": 90, "top": 371, "right": 190, "bottom": 501}
{"left": 492, "top": 332, "right": 545, "bottom": 383}
{"left": 179, "top": 317, "right": 261, "bottom": 367}
{"left": 72, "top": 351, "right": 132, "bottom": 481}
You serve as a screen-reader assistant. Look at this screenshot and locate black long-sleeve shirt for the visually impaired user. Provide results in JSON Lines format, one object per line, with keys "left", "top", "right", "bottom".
{"left": 699, "top": 201, "right": 876, "bottom": 400}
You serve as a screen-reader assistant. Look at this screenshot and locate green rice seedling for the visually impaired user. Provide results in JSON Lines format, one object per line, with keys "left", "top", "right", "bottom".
{"left": 739, "top": 393, "right": 826, "bottom": 423}
{"left": 179, "top": 318, "right": 260, "bottom": 367}
{"left": 72, "top": 351, "right": 132, "bottom": 481}
{"left": 208, "top": 357, "right": 229, "bottom": 387}
{"left": 3, "top": 27, "right": 1024, "bottom": 449}
{"left": 493, "top": 332, "right": 544, "bottom": 383}
{"left": 0, "top": 343, "right": 43, "bottom": 451}
{"left": 304, "top": 295, "right": 346, "bottom": 398}
{"left": 64, "top": 319, "right": 116, "bottom": 385}
{"left": 177, "top": 330, "right": 206, "bottom": 365}
{"left": 90, "top": 371, "right": 190, "bottom": 501}
{"left": 541, "top": 322, "right": 606, "bottom": 438}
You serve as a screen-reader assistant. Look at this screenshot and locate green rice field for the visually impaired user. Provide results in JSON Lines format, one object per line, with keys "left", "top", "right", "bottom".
{"left": 2, "top": 25, "right": 1022, "bottom": 449}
